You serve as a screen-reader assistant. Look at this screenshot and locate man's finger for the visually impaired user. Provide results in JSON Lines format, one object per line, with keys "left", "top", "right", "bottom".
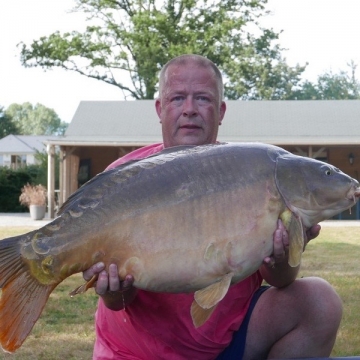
{"left": 121, "top": 275, "right": 135, "bottom": 291}
{"left": 96, "top": 270, "right": 110, "bottom": 295}
{"left": 307, "top": 224, "right": 321, "bottom": 241}
{"left": 83, "top": 262, "right": 105, "bottom": 281}
{"left": 108, "top": 264, "right": 120, "bottom": 291}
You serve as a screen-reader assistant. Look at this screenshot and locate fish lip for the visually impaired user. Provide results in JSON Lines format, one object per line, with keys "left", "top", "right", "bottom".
{"left": 346, "top": 187, "right": 360, "bottom": 202}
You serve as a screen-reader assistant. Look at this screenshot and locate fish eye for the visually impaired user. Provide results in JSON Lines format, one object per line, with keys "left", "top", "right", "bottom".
{"left": 325, "top": 168, "right": 332, "bottom": 176}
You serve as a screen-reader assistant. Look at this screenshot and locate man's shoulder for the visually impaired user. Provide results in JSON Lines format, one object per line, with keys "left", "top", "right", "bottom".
{"left": 106, "top": 143, "right": 164, "bottom": 170}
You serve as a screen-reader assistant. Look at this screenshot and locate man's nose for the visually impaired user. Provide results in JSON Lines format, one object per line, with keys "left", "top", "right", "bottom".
{"left": 182, "top": 97, "right": 197, "bottom": 117}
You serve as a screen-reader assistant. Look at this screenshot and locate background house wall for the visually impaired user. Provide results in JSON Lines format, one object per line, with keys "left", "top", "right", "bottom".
{"left": 0, "top": 135, "right": 56, "bottom": 169}
{"left": 46, "top": 100, "right": 360, "bottom": 219}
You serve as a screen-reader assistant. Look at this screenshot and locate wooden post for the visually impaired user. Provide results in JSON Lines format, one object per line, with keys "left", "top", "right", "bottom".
{"left": 47, "top": 144, "right": 55, "bottom": 219}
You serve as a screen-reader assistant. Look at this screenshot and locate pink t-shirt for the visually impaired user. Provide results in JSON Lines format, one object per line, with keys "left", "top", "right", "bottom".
{"left": 105, "top": 143, "right": 165, "bottom": 170}
{"left": 93, "top": 143, "right": 263, "bottom": 360}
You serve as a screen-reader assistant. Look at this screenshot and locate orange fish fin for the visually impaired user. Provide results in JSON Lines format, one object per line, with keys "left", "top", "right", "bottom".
{"left": 194, "top": 272, "right": 234, "bottom": 309}
{"left": 0, "top": 236, "right": 56, "bottom": 353}
{"left": 190, "top": 301, "right": 217, "bottom": 328}
{"left": 281, "top": 210, "right": 304, "bottom": 267}
{"left": 69, "top": 275, "right": 98, "bottom": 296}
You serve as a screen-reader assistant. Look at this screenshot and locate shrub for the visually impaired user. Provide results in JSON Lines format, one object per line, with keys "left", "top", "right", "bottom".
{"left": 0, "top": 166, "right": 46, "bottom": 212}
{"left": 19, "top": 183, "right": 47, "bottom": 207}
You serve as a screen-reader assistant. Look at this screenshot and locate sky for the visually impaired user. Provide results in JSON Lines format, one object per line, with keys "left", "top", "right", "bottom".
{"left": 1, "top": 0, "right": 360, "bottom": 123}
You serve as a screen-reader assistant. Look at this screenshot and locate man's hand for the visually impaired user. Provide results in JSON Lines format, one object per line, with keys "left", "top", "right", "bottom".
{"left": 263, "top": 220, "right": 289, "bottom": 268}
{"left": 305, "top": 224, "right": 321, "bottom": 243}
{"left": 263, "top": 221, "right": 321, "bottom": 268}
{"left": 83, "top": 262, "right": 136, "bottom": 310}
{"left": 260, "top": 220, "right": 321, "bottom": 288}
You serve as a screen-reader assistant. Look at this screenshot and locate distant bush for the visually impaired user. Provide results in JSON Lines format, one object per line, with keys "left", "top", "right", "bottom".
{"left": 0, "top": 166, "right": 46, "bottom": 212}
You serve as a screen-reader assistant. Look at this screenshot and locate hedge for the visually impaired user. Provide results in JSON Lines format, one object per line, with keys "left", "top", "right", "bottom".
{"left": 0, "top": 166, "right": 46, "bottom": 212}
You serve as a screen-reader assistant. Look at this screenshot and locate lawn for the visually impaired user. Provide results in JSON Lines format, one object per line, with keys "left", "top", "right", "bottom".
{"left": 0, "top": 225, "right": 360, "bottom": 358}
{"left": 299, "top": 225, "right": 360, "bottom": 357}
{"left": 0, "top": 227, "right": 98, "bottom": 360}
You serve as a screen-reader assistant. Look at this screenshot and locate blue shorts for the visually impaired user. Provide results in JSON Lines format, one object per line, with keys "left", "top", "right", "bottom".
{"left": 216, "top": 285, "right": 270, "bottom": 360}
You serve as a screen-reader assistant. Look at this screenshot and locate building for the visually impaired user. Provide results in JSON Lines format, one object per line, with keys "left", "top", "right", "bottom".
{"left": 46, "top": 100, "right": 360, "bottom": 219}
{"left": 0, "top": 134, "right": 55, "bottom": 169}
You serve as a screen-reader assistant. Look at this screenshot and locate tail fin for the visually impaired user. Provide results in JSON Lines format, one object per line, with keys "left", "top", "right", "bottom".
{"left": 0, "top": 235, "right": 56, "bottom": 353}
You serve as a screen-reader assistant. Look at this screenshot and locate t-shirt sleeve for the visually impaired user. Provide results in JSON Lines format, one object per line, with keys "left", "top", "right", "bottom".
{"left": 105, "top": 143, "right": 164, "bottom": 170}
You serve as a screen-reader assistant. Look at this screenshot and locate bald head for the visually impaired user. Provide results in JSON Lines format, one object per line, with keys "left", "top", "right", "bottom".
{"left": 158, "top": 54, "right": 224, "bottom": 102}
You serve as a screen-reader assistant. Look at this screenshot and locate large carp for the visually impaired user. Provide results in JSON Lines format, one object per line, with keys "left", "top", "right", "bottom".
{"left": 0, "top": 142, "right": 359, "bottom": 352}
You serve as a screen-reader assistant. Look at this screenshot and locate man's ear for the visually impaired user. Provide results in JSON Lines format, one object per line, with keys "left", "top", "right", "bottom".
{"left": 219, "top": 101, "right": 226, "bottom": 125}
{"left": 155, "top": 98, "right": 162, "bottom": 123}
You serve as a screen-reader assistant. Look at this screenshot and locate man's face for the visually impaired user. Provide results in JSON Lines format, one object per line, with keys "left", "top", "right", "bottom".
{"left": 155, "top": 63, "right": 226, "bottom": 148}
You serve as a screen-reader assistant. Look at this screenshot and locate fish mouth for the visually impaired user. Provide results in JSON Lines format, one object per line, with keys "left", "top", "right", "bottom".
{"left": 347, "top": 187, "right": 360, "bottom": 203}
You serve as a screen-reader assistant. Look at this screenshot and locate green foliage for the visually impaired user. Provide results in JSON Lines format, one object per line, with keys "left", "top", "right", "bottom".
{"left": 5, "top": 102, "right": 68, "bottom": 136}
{"left": 0, "top": 106, "right": 19, "bottom": 138}
{"left": 0, "top": 167, "right": 33, "bottom": 212}
{"left": 33, "top": 150, "right": 60, "bottom": 189}
{"left": 290, "top": 61, "right": 360, "bottom": 100}
{"left": 19, "top": 0, "right": 306, "bottom": 100}
{"left": 0, "top": 150, "right": 59, "bottom": 212}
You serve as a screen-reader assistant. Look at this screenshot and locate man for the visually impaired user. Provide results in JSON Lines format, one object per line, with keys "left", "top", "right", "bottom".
{"left": 84, "top": 54, "right": 342, "bottom": 359}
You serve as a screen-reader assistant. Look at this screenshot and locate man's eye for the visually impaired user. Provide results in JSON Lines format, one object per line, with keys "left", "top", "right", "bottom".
{"left": 172, "top": 96, "right": 184, "bottom": 102}
{"left": 197, "top": 96, "right": 210, "bottom": 102}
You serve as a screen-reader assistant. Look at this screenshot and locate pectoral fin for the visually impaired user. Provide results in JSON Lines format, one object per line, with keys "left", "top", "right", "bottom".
{"left": 194, "top": 272, "right": 234, "bottom": 309}
{"left": 190, "top": 301, "right": 217, "bottom": 328}
{"left": 280, "top": 210, "right": 304, "bottom": 267}
{"left": 190, "top": 272, "right": 234, "bottom": 327}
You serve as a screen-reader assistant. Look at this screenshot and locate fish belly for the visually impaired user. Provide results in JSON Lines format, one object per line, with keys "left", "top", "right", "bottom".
{"left": 96, "top": 180, "right": 283, "bottom": 293}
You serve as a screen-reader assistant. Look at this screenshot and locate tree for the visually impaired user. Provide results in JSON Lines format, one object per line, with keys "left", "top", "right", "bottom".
{"left": 0, "top": 106, "right": 18, "bottom": 138}
{"left": 19, "top": 0, "right": 306, "bottom": 100}
{"left": 32, "top": 150, "right": 60, "bottom": 189}
{"left": 290, "top": 61, "right": 360, "bottom": 100}
{"left": 5, "top": 103, "right": 68, "bottom": 135}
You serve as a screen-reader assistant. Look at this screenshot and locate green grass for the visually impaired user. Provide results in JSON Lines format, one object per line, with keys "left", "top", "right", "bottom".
{"left": 0, "top": 274, "right": 98, "bottom": 360}
{"left": 0, "top": 227, "right": 98, "bottom": 359}
{"left": 300, "top": 226, "right": 360, "bottom": 357}
{"left": 0, "top": 226, "right": 360, "bottom": 358}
